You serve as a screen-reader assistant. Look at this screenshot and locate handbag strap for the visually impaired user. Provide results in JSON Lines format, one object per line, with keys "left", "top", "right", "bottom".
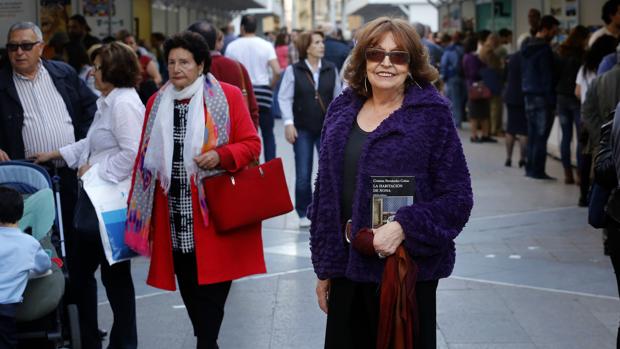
{"left": 236, "top": 61, "right": 248, "bottom": 97}
{"left": 303, "top": 70, "right": 326, "bottom": 114}
{"left": 236, "top": 62, "right": 251, "bottom": 109}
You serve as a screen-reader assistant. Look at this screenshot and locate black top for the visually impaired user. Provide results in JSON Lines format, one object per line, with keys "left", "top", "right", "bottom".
{"left": 292, "top": 59, "right": 337, "bottom": 135}
{"left": 502, "top": 53, "right": 524, "bottom": 106}
{"left": 340, "top": 120, "right": 370, "bottom": 222}
{"left": 555, "top": 51, "right": 583, "bottom": 97}
{"left": 168, "top": 99, "right": 195, "bottom": 253}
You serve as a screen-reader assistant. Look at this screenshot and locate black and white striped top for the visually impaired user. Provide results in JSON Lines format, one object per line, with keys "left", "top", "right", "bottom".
{"left": 14, "top": 63, "right": 75, "bottom": 164}
{"left": 253, "top": 85, "right": 273, "bottom": 109}
{"left": 168, "top": 99, "right": 195, "bottom": 253}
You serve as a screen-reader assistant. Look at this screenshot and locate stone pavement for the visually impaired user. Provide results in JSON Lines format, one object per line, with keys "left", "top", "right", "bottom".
{"left": 98, "top": 119, "right": 619, "bottom": 348}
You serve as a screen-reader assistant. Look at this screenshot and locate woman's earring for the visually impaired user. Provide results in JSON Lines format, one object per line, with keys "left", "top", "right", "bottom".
{"left": 364, "top": 77, "right": 369, "bottom": 94}
{"left": 408, "top": 73, "right": 422, "bottom": 89}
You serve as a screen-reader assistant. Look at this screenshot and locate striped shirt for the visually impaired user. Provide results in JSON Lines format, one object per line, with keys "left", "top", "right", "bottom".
{"left": 253, "top": 85, "right": 273, "bottom": 109}
{"left": 14, "top": 63, "right": 75, "bottom": 164}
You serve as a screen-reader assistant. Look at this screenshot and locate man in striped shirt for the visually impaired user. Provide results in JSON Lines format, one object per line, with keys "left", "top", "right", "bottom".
{"left": 0, "top": 22, "right": 97, "bottom": 271}
{"left": 225, "top": 15, "right": 281, "bottom": 161}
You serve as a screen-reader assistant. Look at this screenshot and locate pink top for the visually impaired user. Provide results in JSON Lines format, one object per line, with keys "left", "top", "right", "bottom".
{"left": 275, "top": 45, "right": 289, "bottom": 69}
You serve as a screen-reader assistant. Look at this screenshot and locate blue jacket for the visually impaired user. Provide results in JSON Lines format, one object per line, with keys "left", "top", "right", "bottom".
{"left": 598, "top": 52, "right": 618, "bottom": 75}
{"left": 308, "top": 85, "right": 473, "bottom": 283}
{"left": 0, "top": 227, "right": 51, "bottom": 304}
{"left": 520, "top": 38, "right": 556, "bottom": 101}
{"left": 423, "top": 39, "right": 444, "bottom": 67}
{"left": 0, "top": 60, "right": 97, "bottom": 159}
{"left": 440, "top": 43, "right": 464, "bottom": 81}
{"left": 324, "top": 37, "right": 350, "bottom": 71}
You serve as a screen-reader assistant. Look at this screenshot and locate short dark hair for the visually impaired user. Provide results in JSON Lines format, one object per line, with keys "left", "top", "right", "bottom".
{"left": 478, "top": 29, "right": 491, "bottom": 43}
{"left": 187, "top": 21, "right": 217, "bottom": 52}
{"left": 241, "top": 15, "right": 257, "bottom": 34}
{"left": 90, "top": 42, "right": 141, "bottom": 88}
{"left": 296, "top": 30, "right": 323, "bottom": 60}
{"left": 275, "top": 32, "right": 288, "bottom": 46}
{"left": 164, "top": 31, "right": 211, "bottom": 74}
{"left": 151, "top": 32, "right": 166, "bottom": 43}
{"left": 538, "top": 15, "right": 560, "bottom": 32}
{"left": 0, "top": 187, "right": 23, "bottom": 224}
{"left": 463, "top": 35, "right": 478, "bottom": 53}
{"left": 498, "top": 28, "right": 512, "bottom": 38}
{"left": 69, "top": 14, "right": 90, "bottom": 31}
{"left": 584, "top": 34, "right": 619, "bottom": 73}
{"left": 602, "top": 0, "right": 620, "bottom": 24}
{"left": 116, "top": 29, "right": 133, "bottom": 43}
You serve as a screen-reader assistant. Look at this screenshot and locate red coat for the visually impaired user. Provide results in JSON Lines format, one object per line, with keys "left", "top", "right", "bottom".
{"left": 210, "top": 53, "right": 260, "bottom": 129}
{"left": 141, "top": 82, "right": 266, "bottom": 291}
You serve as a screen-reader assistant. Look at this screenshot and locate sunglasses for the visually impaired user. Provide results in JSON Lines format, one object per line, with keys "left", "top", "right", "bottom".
{"left": 365, "top": 48, "right": 410, "bottom": 65}
{"left": 6, "top": 42, "right": 40, "bottom": 52}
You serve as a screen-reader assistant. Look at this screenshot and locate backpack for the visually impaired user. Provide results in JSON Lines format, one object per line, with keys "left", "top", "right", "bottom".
{"left": 590, "top": 111, "right": 618, "bottom": 228}
{"left": 440, "top": 45, "right": 463, "bottom": 81}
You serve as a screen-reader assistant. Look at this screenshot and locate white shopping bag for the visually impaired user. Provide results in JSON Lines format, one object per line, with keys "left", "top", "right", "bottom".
{"left": 81, "top": 163, "right": 138, "bottom": 265}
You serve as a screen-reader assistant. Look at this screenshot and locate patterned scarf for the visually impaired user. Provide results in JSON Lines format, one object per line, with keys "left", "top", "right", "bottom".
{"left": 125, "top": 73, "right": 230, "bottom": 256}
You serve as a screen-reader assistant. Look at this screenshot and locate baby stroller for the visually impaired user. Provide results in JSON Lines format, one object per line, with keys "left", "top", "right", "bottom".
{"left": 0, "top": 161, "right": 81, "bottom": 349}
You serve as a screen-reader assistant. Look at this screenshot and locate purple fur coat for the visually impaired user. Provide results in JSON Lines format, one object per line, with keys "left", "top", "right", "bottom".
{"left": 308, "top": 83, "right": 473, "bottom": 283}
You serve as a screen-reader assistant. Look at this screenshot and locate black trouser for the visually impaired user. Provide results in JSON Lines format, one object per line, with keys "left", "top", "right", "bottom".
{"left": 73, "top": 227, "right": 136, "bottom": 349}
{"left": 0, "top": 304, "right": 18, "bottom": 349}
{"left": 173, "top": 252, "right": 232, "bottom": 349}
{"left": 325, "top": 277, "right": 439, "bottom": 349}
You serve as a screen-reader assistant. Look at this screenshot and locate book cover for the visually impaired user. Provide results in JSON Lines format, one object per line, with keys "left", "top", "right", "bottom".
{"left": 371, "top": 176, "right": 415, "bottom": 228}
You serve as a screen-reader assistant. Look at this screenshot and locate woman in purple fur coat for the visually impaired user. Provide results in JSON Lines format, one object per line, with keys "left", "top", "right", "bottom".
{"left": 308, "top": 17, "right": 473, "bottom": 349}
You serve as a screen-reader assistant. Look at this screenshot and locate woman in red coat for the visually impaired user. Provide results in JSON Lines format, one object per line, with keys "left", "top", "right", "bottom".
{"left": 125, "top": 31, "right": 266, "bottom": 349}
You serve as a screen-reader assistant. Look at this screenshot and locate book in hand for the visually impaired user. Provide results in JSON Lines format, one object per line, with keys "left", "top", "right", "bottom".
{"left": 371, "top": 176, "right": 415, "bottom": 229}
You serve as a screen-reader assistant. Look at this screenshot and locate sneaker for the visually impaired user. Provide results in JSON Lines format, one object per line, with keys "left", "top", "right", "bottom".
{"left": 299, "top": 217, "right": 311, "bottom": 228}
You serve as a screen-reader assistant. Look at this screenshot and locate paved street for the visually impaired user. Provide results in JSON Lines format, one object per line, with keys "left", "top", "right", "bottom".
{"left": 98, "top": 119, "right": 619, "bottom": 348}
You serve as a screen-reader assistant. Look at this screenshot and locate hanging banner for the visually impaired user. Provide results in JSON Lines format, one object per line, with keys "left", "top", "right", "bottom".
{"left": 0, "top": 1, "right": 38, "bottom": 47}
{"left": 81, "top": 0, "right": 131, "bottom": 39}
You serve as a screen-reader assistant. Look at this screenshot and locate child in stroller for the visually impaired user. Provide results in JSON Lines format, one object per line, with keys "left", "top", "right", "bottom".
{"left": 0, "top": 186, "right": 52, "bottom": 348}
{"left": 0, "top": 160, "right": 81, "bottom": 349}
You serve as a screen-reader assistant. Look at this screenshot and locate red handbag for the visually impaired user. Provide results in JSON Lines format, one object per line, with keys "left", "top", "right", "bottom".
{"left": 467, "top": 81, "right": 492, "bottom": 101}
{"left": 203, "top": 158, "right": 293, "bottom": 231}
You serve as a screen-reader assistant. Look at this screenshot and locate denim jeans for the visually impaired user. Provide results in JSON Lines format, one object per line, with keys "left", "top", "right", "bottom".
{"left": 445, "top": 77, "right": 466, "bottom": 127}
{"left": 272, "top": 78, "right": 282, "bottom": 119}
{"left": 524, "top": 95, "right": 554, "bottom": 177}
{"left": 259, "top": 106, "right": 276, "bottom": 161}
{"left": 556, "top": 94, "right": 581, "bottom": 169}
{"left": 293, "top": 129, "right": 321, "bottom": 218}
